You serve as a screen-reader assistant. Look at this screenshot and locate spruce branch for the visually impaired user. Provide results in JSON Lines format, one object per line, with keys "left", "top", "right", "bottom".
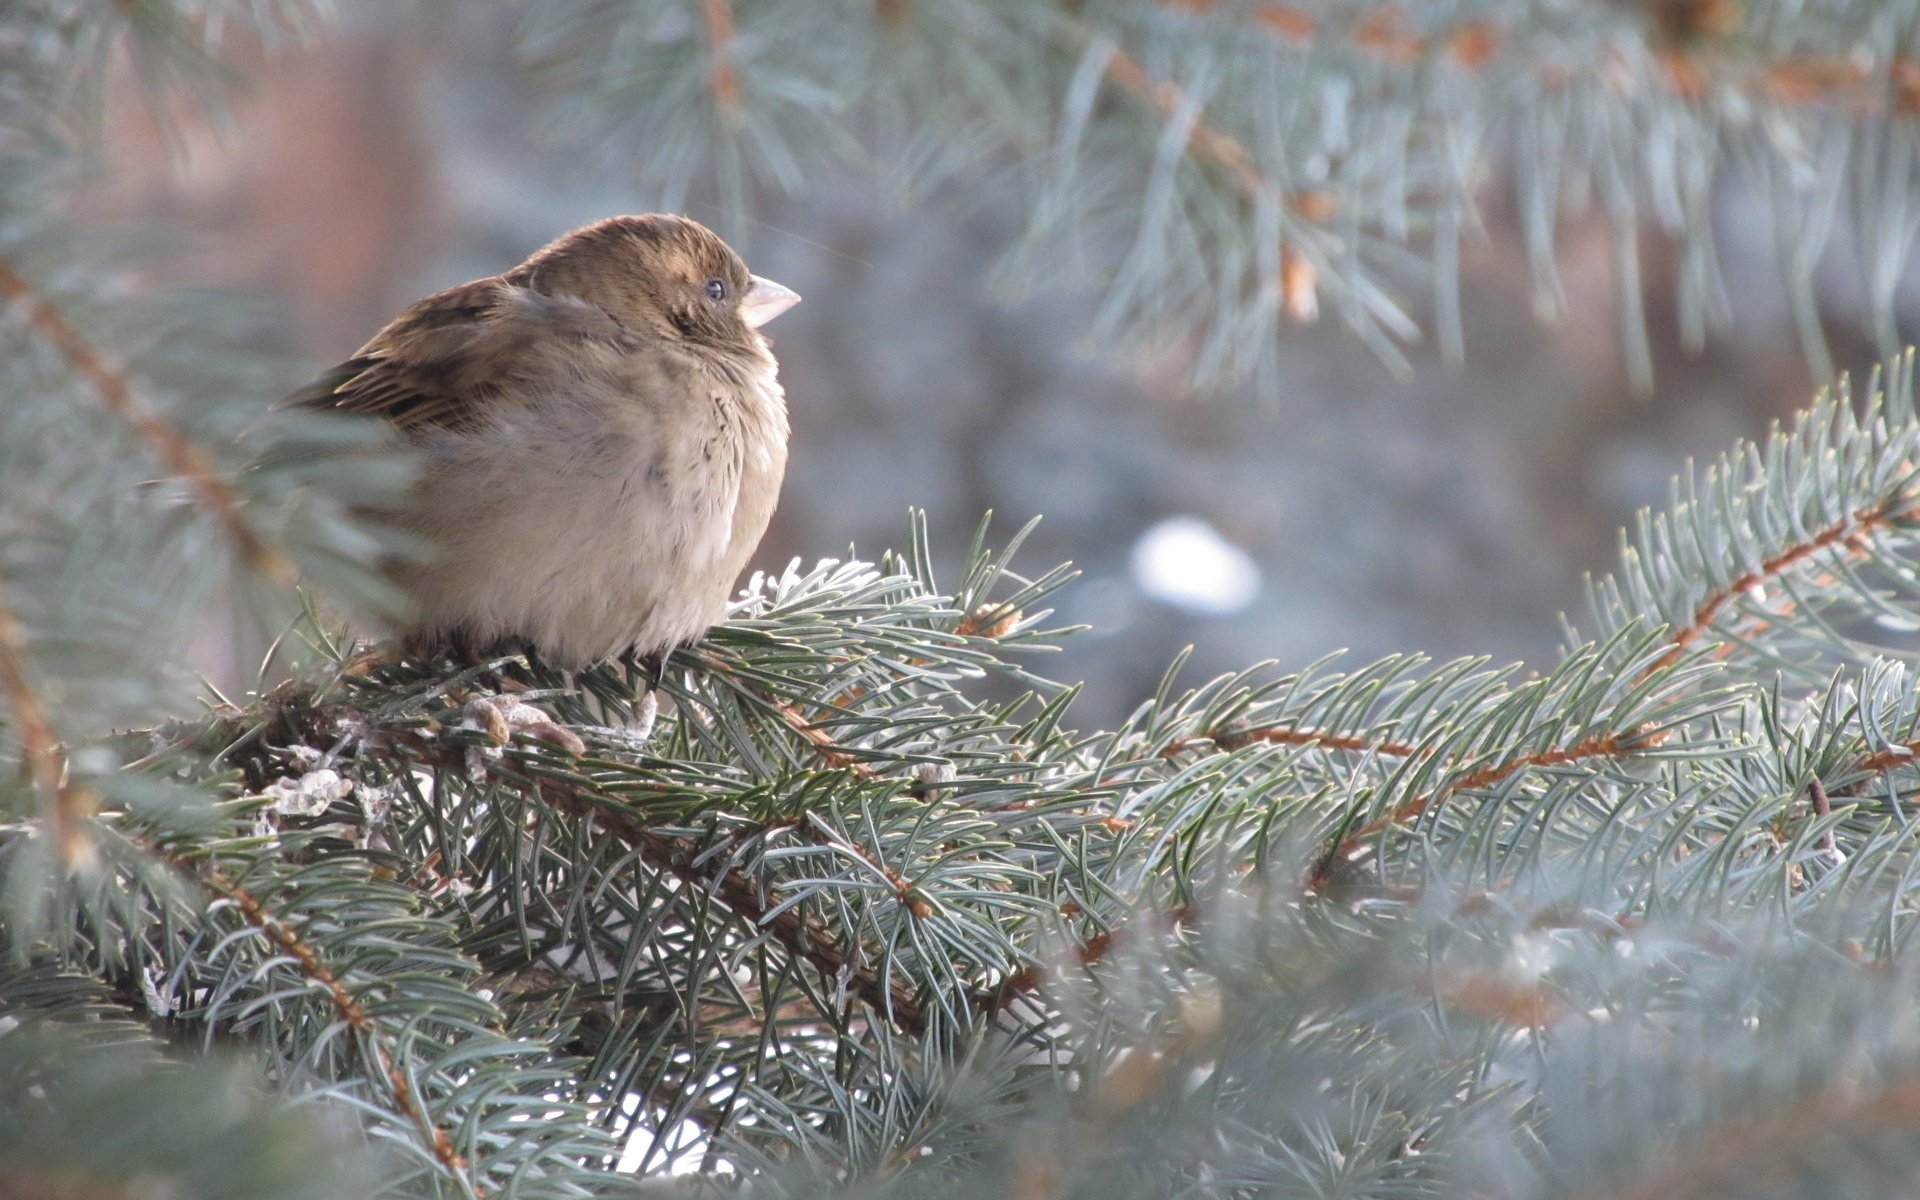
{"left": 523, "top": 769, "right": 929, "bottom": 1036}
{"left": 1859, "top": 740, "right": 1920, "bottom": 775}
{"left": 983, "top": 902, "right": 1197, "bottom": 1016}
{"left": 697, "top": 650, "right": 886, "bottom": 780}
{"left": 0, "top": 565, "right": 89, "bottom": 869}
{"left": 1096, "top": 45, "right": 1328, "bottom": 322}
{"left": 1573, "top": 1069, "right": 1920, "bottom": 1200}
{"left": 204, "top": 665, "right": 940, "bottom": 1033}
{"left": 125, "top": 815, "right": 625, "bottom": 1197}
{"left": 1310, "top": 725, "right": 1662, "bottom": 891}
{"left": 27, "top": 398, "right": 1920, "bottom": 1189}
{"left": 0, "top": 986, "right": 381, "bottom": 1200}
{"left": 1645, "top": 494, "right": 1920, "bottom": 675}
{"left": 182, "top": 857, "right": 486, "bottom": 1197}
{"left": 0, "top": 254, "right": 290, "bottom": 582}
{"left": 1202, "top": 1, "right": 1920, "bottom": 120}
{"left": 1579, "top": 354, "right": 1920, "bottom": 682}
{"left": 1157, "top": 723, "right": 1421, "bottom": 759}
{"left": 524, "top": 0, "right": 1920, "bottom": 386}
{"left": 32, "top": 3, "right": 1920, "bottom": 1189}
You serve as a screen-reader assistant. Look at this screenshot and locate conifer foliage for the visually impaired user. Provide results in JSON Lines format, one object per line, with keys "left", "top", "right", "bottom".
{"left": 13, "top": 3, "right": 1920, "bottom": 1199}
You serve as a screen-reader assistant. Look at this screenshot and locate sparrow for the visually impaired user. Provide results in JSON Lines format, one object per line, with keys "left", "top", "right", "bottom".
{"left": 288, "top": 214, "right": 800, "bottom": 669}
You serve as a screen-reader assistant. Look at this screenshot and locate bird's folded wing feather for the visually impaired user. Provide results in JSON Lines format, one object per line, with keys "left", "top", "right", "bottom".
{"left": 281, "top": 277, "right": 642, "bottom": 433}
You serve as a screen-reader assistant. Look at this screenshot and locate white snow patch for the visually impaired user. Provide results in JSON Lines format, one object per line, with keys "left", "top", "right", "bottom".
{"left": 1129, "top": 516, "right": 1262, "bottom": 615}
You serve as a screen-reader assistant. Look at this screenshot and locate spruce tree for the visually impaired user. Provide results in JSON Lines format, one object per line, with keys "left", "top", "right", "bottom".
{"left": 10, "top": 3, "right": 1920, "bottom": 1198}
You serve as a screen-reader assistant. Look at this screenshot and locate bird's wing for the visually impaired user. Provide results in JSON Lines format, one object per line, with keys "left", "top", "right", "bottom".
{"left": 282, "top": 277, "right": 640, "bottom": 434}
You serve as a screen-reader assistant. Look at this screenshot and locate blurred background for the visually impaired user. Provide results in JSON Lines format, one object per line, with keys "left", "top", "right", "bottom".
{"left": 93, "top": 2, "right": 1891, "bottom": 724}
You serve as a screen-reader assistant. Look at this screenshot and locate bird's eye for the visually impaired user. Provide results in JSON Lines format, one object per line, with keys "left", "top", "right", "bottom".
{"left": 705, "top": 278, "right": 727, "bottom": 302}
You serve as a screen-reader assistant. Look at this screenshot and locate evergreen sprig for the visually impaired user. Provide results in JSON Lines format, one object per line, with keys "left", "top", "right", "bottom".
{"left": 22, "top": 3, "right": 1920, "bottom": 1199}
{"left": 20, "top": 349, "right": 1920, "bottom": 1190}
{"left": 522, "top": 0, "right": 1920, "bottom": 390}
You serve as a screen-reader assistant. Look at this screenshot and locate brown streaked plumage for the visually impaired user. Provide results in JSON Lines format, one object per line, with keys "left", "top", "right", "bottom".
{"left": 288, "top": 214, "right": 800, "bottom": 667}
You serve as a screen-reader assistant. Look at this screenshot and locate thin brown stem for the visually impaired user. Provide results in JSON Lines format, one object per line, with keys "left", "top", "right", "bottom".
{"left": 699, "top": 0, "right": 743, "bottom": 124}
{"left": 1160, "top": 724, "right": 1421, "bottom": 760}
{"left": 692, "top": 651, "right": 882, "bottom": 779}
{"left": 985, "top": 905, "right": 1196, "bottom": 1014}
{"left": 1310, "top": 730, "right": 1653, "bottom": 889}
{"left": 1100, "top": 45, "right": 1336, "bottom": 321}
{"left": 1646, "top": 501, "right": 1908, "bottom": 675}
{"left": 1572, "top": 1071, "right": 1920, "bottom": 1200}
{"left": 1430, "top": 969, "right": 1563, "bottom": 1027}
{"left": 1240, "top": 3, "right": 1920, "bottom": 116}
{"left": 1102, "top": 47, "right": 1267, "bottom": 203}
{"left": 1860, "top": 739, "right": 1920, "bottom": 777}
{"left": 528, "top": 777, "right": 926, "bottom": 1034}
{"left": 0, "top": 1167, "right": 151, "bottom": 1200}
{"left": 772, "top": 700, "right": 881, "bottom": 779}
{"left": 1100, "top": 47, "right": 1339, "bottom": 220}
{"left": 236, "top": 678, "right": 927, "bottom": 1034}
{"left": 1807, "top": 776, "right": 1839, "bottom": 858}
{"left": 0, "top": 567, "right": 91, "bottom": 867}
{"left": 0, "top": 256, "right": 289, "bottom": 581}
{"left": 190, "top": 861, "right": 484, "bottom": 1197}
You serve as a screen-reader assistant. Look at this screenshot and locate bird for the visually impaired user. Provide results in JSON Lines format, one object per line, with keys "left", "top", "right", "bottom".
{"left": 287, "top": 213, "right": 800, "bottom": 672}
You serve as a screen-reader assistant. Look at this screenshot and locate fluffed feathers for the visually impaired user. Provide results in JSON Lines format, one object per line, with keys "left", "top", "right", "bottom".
{"left": 288, "top": 214, "right": 799, "bottom": 667}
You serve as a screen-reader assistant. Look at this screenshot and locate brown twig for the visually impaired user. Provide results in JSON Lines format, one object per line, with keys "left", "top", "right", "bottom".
{"left": 1430, "top": 969, "right": 1563, "bottom": 1027}
{"left": 0, "top": 567, "right": 92, "bottom": 868}
{"left": 1310, "top": 730, "right": 1652, "bottom": 889}
{"left": 984, "top": 905, "right": 1196, "bottom": 1014}
{"left": 240, "top": 676, "right": 927, "bottom": 1033}
{"left": 1806, "top": 776, "right": 1840, "bottom": 859}
{"left": 1158, "top": 712, "right": 1651, "bottom": 892}
{"left": 772, "top": 700, "right": 881, "bottom": 779}
{"left": 1646, "top": 500, "right": 1912, "bottom": 675}
{"left": 1097, "top": 52, "right": 1339, "bottom": 224}
{"left": 1243, "top": 5, "right": 1503, "bottom": 69}
{"left": 699, "top": 0, "right": 743, "bottom": 124}
{"left": 690, "top": 650, "right": 884, "bottom": 779}
{"left": 1859, "top": 740, "right": 1920, "bottom": 777}
{"left": 0, "top": 1168, "right": 151, "bottom": 1200}
{"left": 1159, "top": 724, "right": 1421, "bottom": 760}
{"left": 1239, "top": 2, "right": 1920, "bottom": 117}
{"left": 1100, "top": 45, "right": 1336, "bottom": 321}
{"left": 1571, "top": 1071, "right": 1920, "bottom": 1200}
{"left": 1102, "top": 47, "right": 1268, "bottom": 203}
{"left": 985, "top": 891, "right": 1571, "bottom": 1028}
{"left": 0, "top": 256, "right": 289, "bottom": 581}
{"left": 528, "top": 777, "right": 926, "bottom": 1035}
{"left": 190, "top": 862, "right": 483, "bottom": 1196}
{"left": 1155, "top": 710, "right": 1659, "bottom": 895}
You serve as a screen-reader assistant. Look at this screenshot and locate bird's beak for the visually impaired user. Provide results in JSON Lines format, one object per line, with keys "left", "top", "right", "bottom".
{"left": 742, "top": 276, "right": 800, "bottom": 328}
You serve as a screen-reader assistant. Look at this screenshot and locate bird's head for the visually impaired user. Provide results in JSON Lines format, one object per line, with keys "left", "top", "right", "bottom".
{"left": 509, "top": 214, "right": 799, "bottom": 356}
